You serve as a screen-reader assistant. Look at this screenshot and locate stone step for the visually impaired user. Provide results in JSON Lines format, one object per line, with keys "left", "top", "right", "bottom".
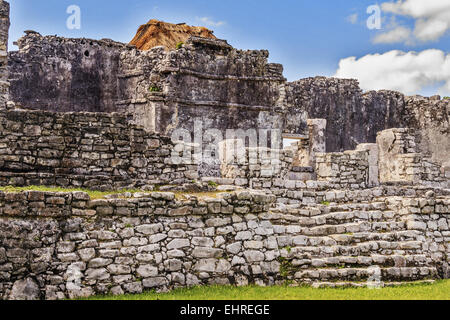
{"left": 283, "top": 241, "right": 425, "bottom": 259}
{"left": 324, "top": 202, "right": 388, "bottom": 213}
{"left": 295, "top": 210, "right": 399, "bottom": 227}
{"left": 292, "top": 267, "right": 437, "bottom": 282}
{"left": 287, "top": 254, "right": 429, "bottom": 268}
{"left": 326, "top": 230, "right": 423, "bottom": 243}
{"left": 302, "top": 221, "right": 372, "bottom": 236}
{"left": 272, "top": 201, "right": 389, "bottom": 217}
{"left": 308, "top": 279, "right": 435, "bottom": 288}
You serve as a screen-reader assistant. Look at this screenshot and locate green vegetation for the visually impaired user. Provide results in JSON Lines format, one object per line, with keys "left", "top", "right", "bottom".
{"left": 0, "top": 185, "right": 142, "bottom": 200}
{"left": 277, "top": 257, "right": 295, "bottom": 279}
{"left": 207, "top": 180, "right": 219, "bottom": 188}
{"left": 443, "top": 96, "right": 450, "bottom": 100}
{"left": 149, "top": 86, "right": 161, "bottom": 92}
{"left": 83, "top": 280, "right": 450, "bottom": 300}
{"left": 0, "top": 185, "right": 227, "bottom": 201}
{"left": 321, "top": 201, "right": 330, "bottom": 206}
{"left": 176, "top": 41, "right": 184, "bottom": 50}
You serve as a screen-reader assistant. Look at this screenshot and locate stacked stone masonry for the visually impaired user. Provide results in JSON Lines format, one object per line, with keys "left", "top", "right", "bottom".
{"left": 315, "top": 150, "right": 369, "bottom": 189}
{"left": 0, "top": 0, "right": 448, "bottom": 300}
{"left": 0, "top": 187, "right": 448, "bottom": 300}
{"left": 0, "top": 109, "right": 197, "bottom": 190}
{"left": 377, "top": 128, "right": 448, "bottom": 188}
{"left": 7, "top": 32, "right": 449, "bottom": 169}
{"left": 0, "top": 0, "right": 9, "bottom": 108}
{"left": 219, "top": 141, "right": 295, "bottom": 189}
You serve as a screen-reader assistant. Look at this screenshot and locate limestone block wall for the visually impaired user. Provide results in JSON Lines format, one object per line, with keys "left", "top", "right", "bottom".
{"left": 116, "top": 46, "right": 167, "bottom": 132}
{"left": 377, "top": 128, "right": 447, "bottom": 188}
{"left": 315, "top": 149, "right": 370, "bottom": 189}
{"left": 286, "top": 77, "right": 449, "bottom": 168}
{"left": 0, "top": 110, "right": 197, "bottom": 190}
{"left": 0, "top": 187, "right": 448, "bottom": 300}
{"left": 0, "top": 0, "right": 9, "bottom": 107}
{"left": 8, "top": 32, "right": 129, "bottom": 113}
{"left": 219, "top": 141, "right": 294, "bottom": 188}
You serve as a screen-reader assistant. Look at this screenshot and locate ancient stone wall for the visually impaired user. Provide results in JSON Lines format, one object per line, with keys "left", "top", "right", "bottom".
{"left": 0, "top": 187, "right": 448, "bottom": 300}
{"left": 219, "top": 143, "right": 294, "bottom": 188}
{"left": 315, "top": 150, "right": 370, "bottom": 189}
{"left": 8, "top": 32, "right": 129, "bottom": 113}
{"left": 0, "top": 109, "right": 197, "bottom": 190}
{"left": 7, "top": 29, "right": 449, "bottom": 171}
{"left": 0, "top": 0, "right": 9, "bottom": 107}
{"left": 143, "top": 37, "right": 288, "bottom": 139}
{"left": 377, "top": 128, "right": 447, "bottom": 188}
{"left": 286, "top": 78, "right": 450, "bottom": 168}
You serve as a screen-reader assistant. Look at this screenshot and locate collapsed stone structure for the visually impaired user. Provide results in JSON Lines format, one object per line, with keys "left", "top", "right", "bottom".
{"left": 129, "top": 19, "right": 217, "bottom": 51}
{"left": 7, "top": 32, "right": 449, "bottom": 168}
{"left": 0, "top": 1, "right": 448, "bottom": 300}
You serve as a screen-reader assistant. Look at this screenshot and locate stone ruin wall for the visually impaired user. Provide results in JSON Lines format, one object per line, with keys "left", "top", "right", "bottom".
{"left": 0, "top": 187, "right": 448, "bottom": 300}
{"left": 377, "top": 129, "right": 448, "bottom": 188}
{"left": 0, "top": 0, "right": 448, "bottom": 300}
{"left": 0, "top": 0, "right": 9, "bottom": 107}
{"left": 214, "top": 120, "right": 448, "bottom": 191}
{"left": 5, "top": 26, "right": 449, "bottom": 172}
{"left": 0, "top": 109, "right": 197, "bottom": 190}
{"left": 7, "top": 31, "right": 449, "bottom": 171}
{"left": 286, "top": 78, "right": 450, "bottom": 168}
{"left": 8, "top": 32, "right": 128, "bottom": 113}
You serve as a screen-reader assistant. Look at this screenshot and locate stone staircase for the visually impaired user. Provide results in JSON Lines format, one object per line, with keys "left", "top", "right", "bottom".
{"left": 269, "top": 195, "right": 448, "bottom": 285}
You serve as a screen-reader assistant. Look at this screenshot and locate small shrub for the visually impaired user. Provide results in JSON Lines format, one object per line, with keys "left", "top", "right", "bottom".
{"left": 176, "top": 42, "right": 184, "bottom": 50}
{"left": 149, "top": 86, "right": 161, "bottom": 92}
{"left": 208, "top": 181, "right": 218, "bottom": 188}
{"left": 321, "top": 201, "right": 330, "bottom": 206}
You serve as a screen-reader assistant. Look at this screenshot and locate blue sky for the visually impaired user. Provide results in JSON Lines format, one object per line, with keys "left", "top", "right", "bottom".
{"left": 8, "top": 0, "right": 450, "bottom": 96}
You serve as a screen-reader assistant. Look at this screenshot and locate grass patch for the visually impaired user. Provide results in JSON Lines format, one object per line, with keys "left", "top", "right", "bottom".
{"left": 174, "top": 191, "right": 226, "bottom": 200}
{"left": 176, "top": 41, "right": 184, "bottom": 50}
{"left": 84, "top": 280, "right": 449, "bottom": 300}
{"left": 0, "top": 185, "right": 228, "bottom": 201}
{"left": 149, "top": 86, "right": 161, "bottom": 92}
{"left": 0, "top": 185, "right": 142, "bottom": 200}
{"left": 207, "top": 181, "right": 219, "bottom": 188}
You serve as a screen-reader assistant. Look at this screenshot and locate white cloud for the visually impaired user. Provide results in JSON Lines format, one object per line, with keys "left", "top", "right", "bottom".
{"left": 373, "top": 26, "right": 412, "bottom": 44}
{"left": 374, "top": 0, "right": 450, "bottom": 44}
{"left": 347, "top": 13, "right": 358, "bottom": 24}
{"left": 197, "top": 17, "right": 226, "bottom": 27}
{"left": 334, "top": 49, "right": 450, "bottom": 96}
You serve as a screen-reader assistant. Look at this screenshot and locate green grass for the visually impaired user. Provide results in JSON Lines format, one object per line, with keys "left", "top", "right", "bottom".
{"left": 0, "top": 185, "right": 143, "bottom": 200}
{"left": 0, "top": 185, "right": 226, "bottom": 200}
{"left": 176, "top": 41, "right": 184, "bottom": 50}
{"left": 84, "top": 281, "right": 450, "bottom": 300}
{"left": 149, "top": 86, "right": 161, "bottom": 92}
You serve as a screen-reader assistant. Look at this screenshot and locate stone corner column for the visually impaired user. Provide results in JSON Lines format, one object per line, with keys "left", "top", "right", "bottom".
{"left": 307, "top": 119, "right": 327, "bottom": 168}
{"left": 356, "top": 143, "right": 379, "bottom": 187}
{"left": 0, "top": 0, "right": 10, "bottom": 108}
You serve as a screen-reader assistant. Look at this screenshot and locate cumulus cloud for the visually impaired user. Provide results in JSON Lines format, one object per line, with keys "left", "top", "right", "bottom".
{"left": 374, "top": 0, "right": 450, "bottom": 44}
{"left": 334, "top": 49, "right": 450, "bottom": 96}
{"left": 347, "top": 13, "right": 358, "bottom": 24}
{"left": 196, "top": 17, "right": 226, "bottom": 27}
{"left": 373, "top": 26, "right": 412, "bottom": 44}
